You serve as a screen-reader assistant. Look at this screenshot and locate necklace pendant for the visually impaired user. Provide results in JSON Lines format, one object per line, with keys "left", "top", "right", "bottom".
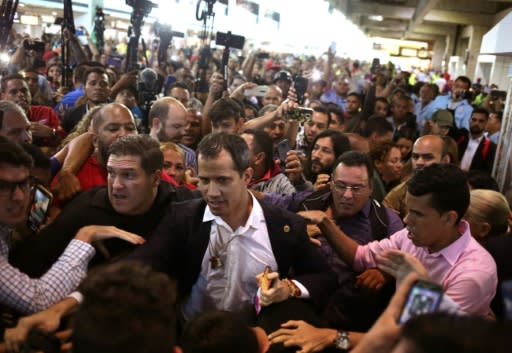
{"left": 210, "top": 256, "right": 222, "bottom": 269}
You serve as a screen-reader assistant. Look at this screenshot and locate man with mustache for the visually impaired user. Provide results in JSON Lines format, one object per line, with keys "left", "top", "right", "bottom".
{"left": 304, "top": 130, "right": 351, "bottom": 190}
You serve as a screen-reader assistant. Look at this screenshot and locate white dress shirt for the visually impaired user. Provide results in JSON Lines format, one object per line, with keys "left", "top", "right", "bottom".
{"left": 182, "top": 193, "right": 278, "bottom": 320}
{"left": 460, "top": 135, "right": 483, "bottom": 171}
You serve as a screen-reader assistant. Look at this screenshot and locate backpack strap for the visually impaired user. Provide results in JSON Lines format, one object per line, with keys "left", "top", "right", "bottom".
{"left": 368, "top": 199, "right": 390, "bottom": 241}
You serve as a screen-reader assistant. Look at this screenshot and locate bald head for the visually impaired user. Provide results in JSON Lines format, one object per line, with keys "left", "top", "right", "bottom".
{"left": 411, "top": 135, "right": 448, "bottom": 170}
{"left": 93, "top": 103, "right": 135, "bottom": 133}
{"left": 149, "top": 97, "right": 188, "bottom": 143}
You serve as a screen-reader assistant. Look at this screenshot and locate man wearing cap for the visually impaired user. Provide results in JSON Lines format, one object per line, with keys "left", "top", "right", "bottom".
{"left": 273, "top": 70, "right": 292, "bottom": 99}
{"left": 458, "top": 107, "right": 496, "bottom": 174}
{"left": 431, "top": 75, "right": 473, "bottom": 130}
{"left": 427, "top": 109, "right": 454, "bottom": 136}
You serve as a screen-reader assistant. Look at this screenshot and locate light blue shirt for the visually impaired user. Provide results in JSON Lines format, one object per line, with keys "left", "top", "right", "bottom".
{"left": 431, "top": 95, "right": 473, "bottom": 130}
{"left": 415, "top": 100, "right": 436, "bottom": 134}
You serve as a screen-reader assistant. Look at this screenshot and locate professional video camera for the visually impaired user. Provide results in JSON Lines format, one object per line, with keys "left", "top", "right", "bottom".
{"left": 126, "top": 0, "right": 157, "bottom": 15}
{"left": 125, "top": 0, "right": 157, "bottom": 71}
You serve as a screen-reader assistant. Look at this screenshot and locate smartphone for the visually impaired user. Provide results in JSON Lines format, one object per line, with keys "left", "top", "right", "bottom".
{"left": 244, "top": 85, "right": 269, "bottom": 97}
{"left": 287, "top": 107, "right": 314, "bottom": 123}
{"left": 27, "top": 184, "right": 53, "bottom": 232}
{"left": 257, "top": 52, "right": 270, "bottom": 59}
{"left": 276, "top": 139, "right": 290, "bottom": 167}
{"left": 294, "top": 76, "right": 309, "bottom": 105}
{"left": 398, "top": 280, "right": 443, "bottom": 325}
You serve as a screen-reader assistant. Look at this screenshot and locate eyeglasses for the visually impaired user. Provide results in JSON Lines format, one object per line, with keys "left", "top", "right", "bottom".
{"left": 331, "top": 181, "right": 367, "bottom": 195}
{"left": 0, "top": 176, "right": 36, "bottom": 197}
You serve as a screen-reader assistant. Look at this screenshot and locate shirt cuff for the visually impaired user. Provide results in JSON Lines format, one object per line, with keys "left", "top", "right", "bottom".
{"left": 291, "top": 280, "right": 310, "bottom": 299}
{"left": 67, "top": 291, "right": 84, "bottom": 304}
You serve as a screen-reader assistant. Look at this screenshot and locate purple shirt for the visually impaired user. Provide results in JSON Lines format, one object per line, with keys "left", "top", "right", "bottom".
{"left": 354, "top": 221, "right": 497, "bottom": 315}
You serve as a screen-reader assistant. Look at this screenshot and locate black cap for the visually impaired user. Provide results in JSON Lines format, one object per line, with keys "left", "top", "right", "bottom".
{"left": 273, "top": 70, "right": 292, "bottom": 83}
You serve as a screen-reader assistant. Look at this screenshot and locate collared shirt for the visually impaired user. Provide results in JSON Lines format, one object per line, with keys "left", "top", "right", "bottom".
{"left": 320, "top": 89, "right": 347, "bottom": 111}
{"left": 182, "top": 193, "right": 278, "bottom": 320}
{"left": 431, "top": 95, "right": 473, "bottom": 130}
{"left": 354, "top": 221, "right": 497, "bottom": 315}
{"left": 460, "top": 135, "right": 484, "bottom": 171}
{"left": 321, "top": 200, "right": 403, "bottom": 284}
{"left": 415, "top": 100, "right": 435, "bottom": 134}
{"left": 0, "top": 225, "right": 95, "bottom": 314}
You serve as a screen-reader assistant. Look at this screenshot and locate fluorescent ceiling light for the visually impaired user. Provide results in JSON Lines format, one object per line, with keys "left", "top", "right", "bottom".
{"left": 369, "top": 15, "right": 383, "bottom": 22}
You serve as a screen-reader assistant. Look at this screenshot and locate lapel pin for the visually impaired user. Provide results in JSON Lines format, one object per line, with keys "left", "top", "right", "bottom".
{"left": 283, "top": 225, "right": 291, "bottom": 233}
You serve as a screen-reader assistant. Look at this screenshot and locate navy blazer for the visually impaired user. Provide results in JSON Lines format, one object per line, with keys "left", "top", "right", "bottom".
{"left": 127, "top": 198, "right": 335, "bottom": 307}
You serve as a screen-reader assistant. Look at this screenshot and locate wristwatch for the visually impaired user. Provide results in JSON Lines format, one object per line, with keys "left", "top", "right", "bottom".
{"left": 334, "top": 330, "right": 351, "bottom": 351}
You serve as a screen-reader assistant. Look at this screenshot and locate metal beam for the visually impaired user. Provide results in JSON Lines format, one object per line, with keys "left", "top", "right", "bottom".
{"left": 403, "top": 0, "right": 441, "bottom": 37}
{"left": 424, "top": 9, "right": 493, "bottom": 26}
{"left": 414, "top": 23, "right": 456, "bottom": 36}
{"left": 351, "top": 2, "right": 415, "bottom": 20}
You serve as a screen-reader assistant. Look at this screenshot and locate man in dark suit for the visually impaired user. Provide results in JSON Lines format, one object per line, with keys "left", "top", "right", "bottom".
{"left": 458, "top": 107, "right": 496, "bottom": 174}
{"left": 128, "top": 132, "right": 334, "bottom": 327}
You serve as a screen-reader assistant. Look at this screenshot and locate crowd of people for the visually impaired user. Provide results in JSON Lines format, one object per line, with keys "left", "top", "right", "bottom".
{"left": 0, "top": 25, "right": 510, "bottom": 353}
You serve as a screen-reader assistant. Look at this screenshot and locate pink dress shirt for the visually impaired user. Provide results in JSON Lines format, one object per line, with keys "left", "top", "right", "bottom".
{"left": 354, "top": 221, "right": 497, "bottom": 315}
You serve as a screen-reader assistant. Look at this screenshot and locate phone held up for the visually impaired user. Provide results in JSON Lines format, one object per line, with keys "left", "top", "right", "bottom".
{"left": 398, "top": 279, "right": 443, "bottom": 325}
{"left": 293, "top": 76, "right": 309, "bottom": 105}
{"left": 27, "top": 184, "right": 53, "bottom": 232}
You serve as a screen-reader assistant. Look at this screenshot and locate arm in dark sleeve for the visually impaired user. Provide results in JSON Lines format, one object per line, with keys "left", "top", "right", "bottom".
{"left": 290, "top": 217, "right": 337, "bottom": 308}
{"left": 124, "top": 204, "right": 184, "bottom": 276}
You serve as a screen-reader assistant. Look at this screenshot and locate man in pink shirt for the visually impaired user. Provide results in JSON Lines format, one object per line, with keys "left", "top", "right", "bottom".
{"left": 300, "top": 163, "right": 497, "bottom": 316}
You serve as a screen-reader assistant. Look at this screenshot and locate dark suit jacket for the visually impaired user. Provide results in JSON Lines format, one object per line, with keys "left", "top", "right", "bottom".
{"left": 62, "top": 104, "right": 87, "bottom": 133}
{"left": 457, "top": 132, "right": 496, "bottom": 173}
{"left": 127, "top": 198, "right": 335, "bottom": 307}
{"left": 10, "top": 183, "right": 196, "bottom": 277}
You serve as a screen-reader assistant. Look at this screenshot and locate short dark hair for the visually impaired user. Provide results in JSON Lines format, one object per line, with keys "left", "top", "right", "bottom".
{"left": 311, "top": 129, "right": 351, "bottom": 160}
{"left": 472, "top": 107, "right": 489, "bottom": 119}
{"left": 166, "top": 81, "right": 191, "bottom": 96}
{"left": 393, "top": 126, "right": 417, "bottom": 143}
{"left": 182, "top": 311, "right": 259, "bottom": 353}
{"left": 347, "top": 92, "right": 362, "bottom": 102}
{"left": 334, "top": 150, "right": 374, "bottom": 181}
{"left": 197, "top": 132, "right": 249, "bottom": 176}
{"left": 402, "top": 313, "right": 506, "bottom": 353}
{"left": 466, "top": 170, "right": 499, "bottom": 191}
{"left": 73, "top": 262, "right": 176, "bottom": 353}
{"left": 20, "top": 143, "right": 50, "bottom": 170}
{"left": 455, "top": 76, "right": 472, "bottom": 90}
{"left": 209, "top": 97, "right": 242, "bottom": 125}
{"left": 362, "top": 116, "right": 393, "bottom": 138}
{"left": 242, "top": 129, "right": 274, "bottom": 171}
{"left": 82, "top": 66, "right": 108, "bottom": 85}
{"left": 325, "top": 102, "right": 344, "bottom": 125}
{"left": 1, "top": 73, "right": 26, "bottom": 93}
{"left": 407, "top": 163, "right": 469, "bottom": 222}
{"left": 0, "top": 137, "right": 33, "bottom": 168}
{"left": 312, "top": 105, "right": 331, "bottom": 126}
{"left": 108, "top": 135, "right": 163, "bottom": 175}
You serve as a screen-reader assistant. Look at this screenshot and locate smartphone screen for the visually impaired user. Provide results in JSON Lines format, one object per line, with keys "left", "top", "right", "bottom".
{"left": 294, "top": 76, "right": 309, "bottom": 105}
{"left": 398, "top": 280, "right": 443, "bottom": 324}
{"left": 27, "top": 185, "right": 53, "bottom": 232}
